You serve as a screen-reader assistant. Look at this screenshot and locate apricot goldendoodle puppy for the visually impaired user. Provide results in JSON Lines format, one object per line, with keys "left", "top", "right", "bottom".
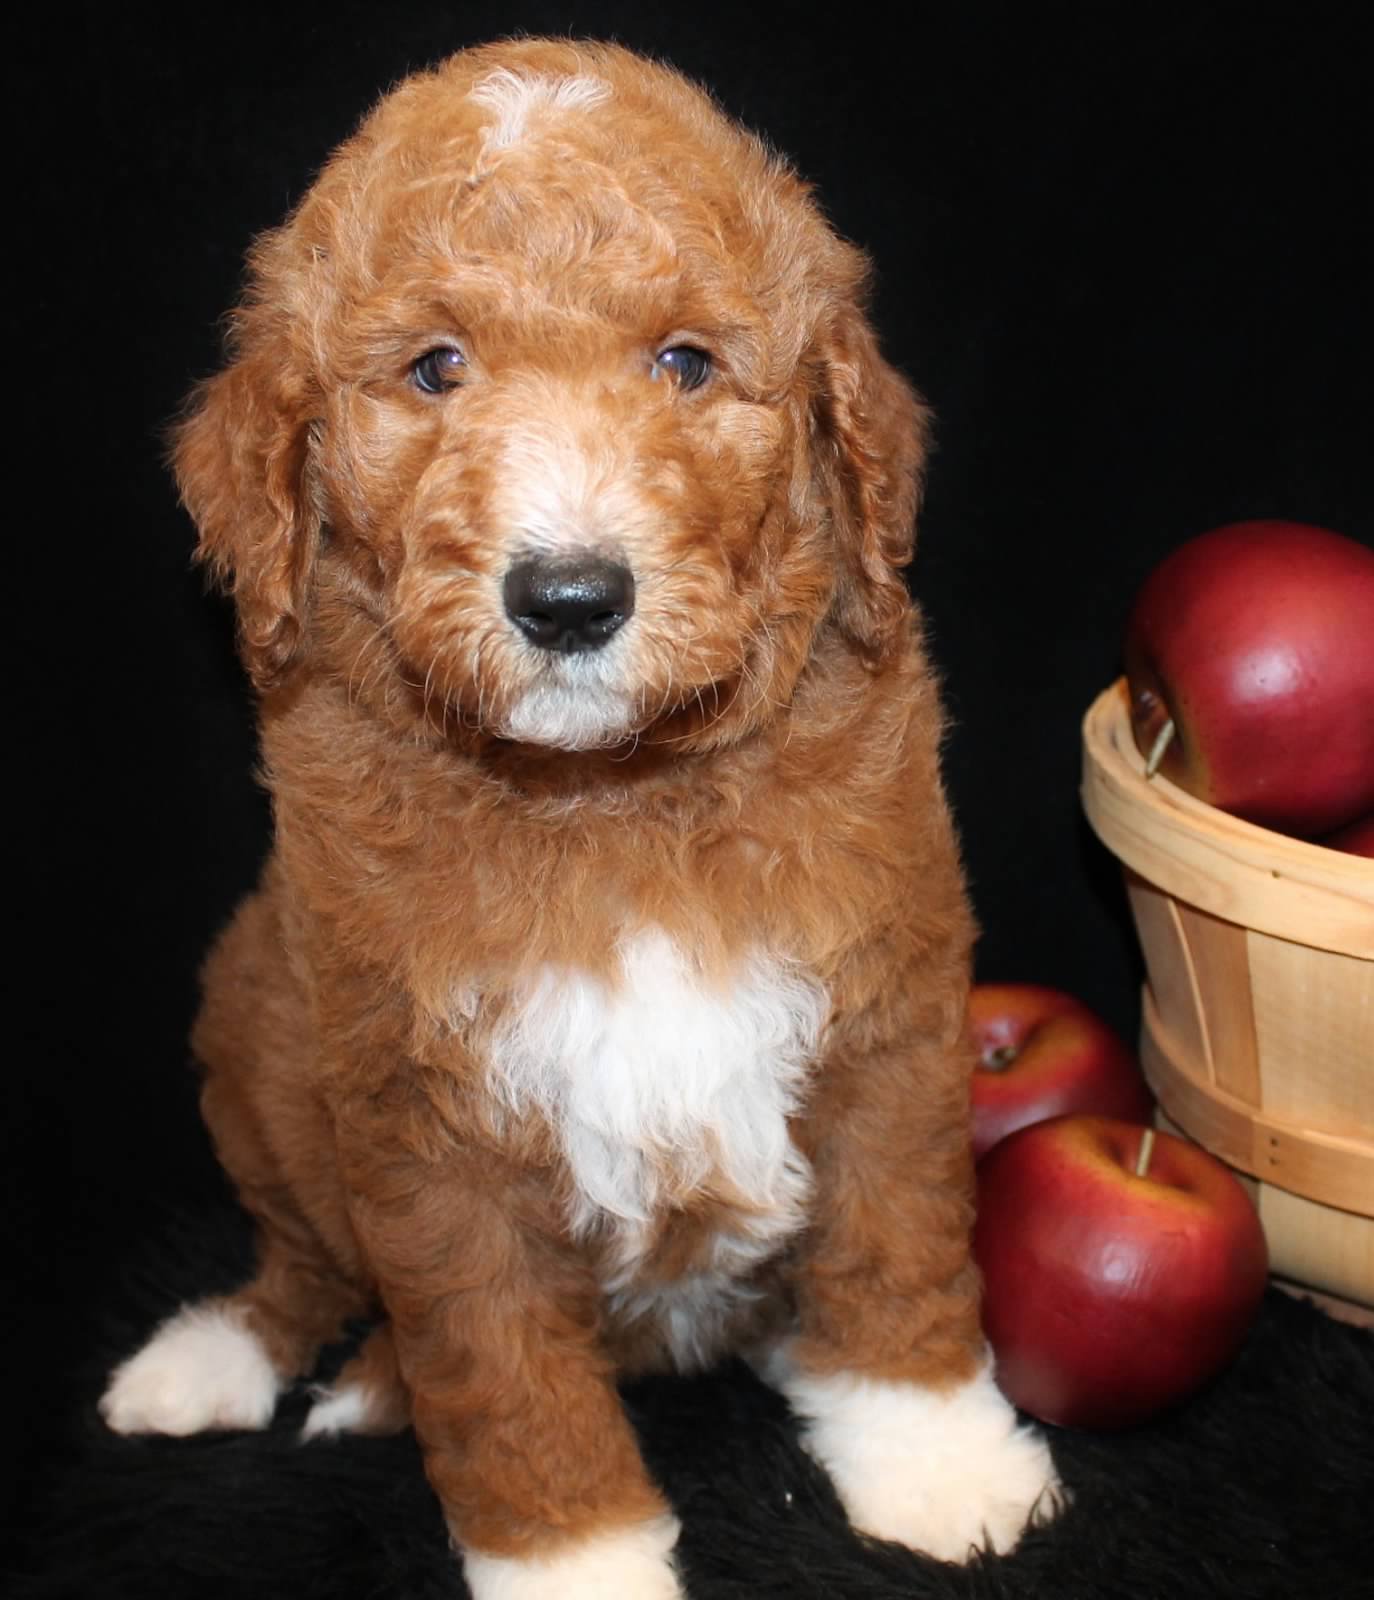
{"left": 100, "top": 37, "right": 1061, "bottom": 1599}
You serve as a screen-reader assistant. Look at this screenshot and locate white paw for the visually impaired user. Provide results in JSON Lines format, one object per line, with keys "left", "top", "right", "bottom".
{"left": 781, "top": 1360, "right": 1064, "bottom": 1562}
{"left": 99, "top": 1303, "right": 282, "bottom": 1436}
{"left": 462, "top": 1514, "right": 684, "bottom": 1599}
{"left": 301, "top": 1381, "right": 380, "bottom": 1440}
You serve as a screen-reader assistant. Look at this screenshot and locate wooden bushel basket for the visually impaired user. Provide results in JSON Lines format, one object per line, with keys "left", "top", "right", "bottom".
{"left": 1081, "top": 679, "right": 1374, "bottom": 1305}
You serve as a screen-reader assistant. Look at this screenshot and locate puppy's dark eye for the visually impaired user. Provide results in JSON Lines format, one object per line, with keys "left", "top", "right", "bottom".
{"left": 411, "top": 347, "right": 467, "bottom": 394}
{"left": 652, "top": 345, "right": 712, "bottom": 391}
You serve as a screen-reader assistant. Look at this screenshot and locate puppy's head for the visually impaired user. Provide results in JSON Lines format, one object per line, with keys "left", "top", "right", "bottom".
{"left": 175, "top": 39, "right": 929, "bottom": 752}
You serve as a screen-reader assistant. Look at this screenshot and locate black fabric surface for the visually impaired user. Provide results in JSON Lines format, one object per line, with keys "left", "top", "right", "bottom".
{"left": 10, "top": 6, "right": 1373, "bottom": 1596}
{"left": 10, "top": 1205, "right": 1374, "bottom": 1598}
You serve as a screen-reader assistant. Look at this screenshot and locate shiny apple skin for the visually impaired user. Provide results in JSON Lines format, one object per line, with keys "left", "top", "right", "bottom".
{"left": 1322, "top": 815, "right": 1374, "bottom": 858}
{"left": 973, "top": 1115, "right": 1269, "bottom": 1429}
{"left": 969, "top": 984, "right": 1154, "bottom": 1160}
{"left": 1124, "top": 520, "right": 1374, "bottom": 838}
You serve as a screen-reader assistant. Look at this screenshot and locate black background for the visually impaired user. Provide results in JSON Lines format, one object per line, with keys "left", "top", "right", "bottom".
{"left": 11, "top": 0, "right": 1372, "bottom": 1509}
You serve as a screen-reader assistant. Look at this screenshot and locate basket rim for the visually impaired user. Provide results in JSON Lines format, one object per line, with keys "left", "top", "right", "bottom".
{"left": 1081, "top": 678, "right": 1374, "bottom": 957}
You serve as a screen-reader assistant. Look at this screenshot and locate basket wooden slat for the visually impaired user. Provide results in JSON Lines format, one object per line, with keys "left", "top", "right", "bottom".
{"left": 1081, "top": 679, "right": 1374, "bottom": 1305}
{"left": 1140, "top": 988, "right": 1372, "bottom": 1213}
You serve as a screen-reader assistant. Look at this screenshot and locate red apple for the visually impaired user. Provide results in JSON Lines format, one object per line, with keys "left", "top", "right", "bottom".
{"left": 1322, "top": 815, "right": 1374, "bottom": 858}
{"left": 968, "top": 984, "right": 1153, "bottom": 1160}
{"left": 973, "top": 1115, "right": 1269, "bottom": 1428}
{"left": 1124, "top": 520, "right": 1374, "bottom": 838}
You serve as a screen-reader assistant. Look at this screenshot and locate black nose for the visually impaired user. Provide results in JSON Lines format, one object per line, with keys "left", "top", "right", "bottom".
{"left": 503, "top": 554, "right": 635, "bottom": 653}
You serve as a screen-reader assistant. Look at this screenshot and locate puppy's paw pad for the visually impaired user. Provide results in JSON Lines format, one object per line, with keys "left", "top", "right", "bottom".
{"left": 463, "top": 1514, "right": 684, "bottom": 1599}
{"left": 99, "top": 1304, "right": 280, "bottom": 1436}
{"left": 783, "top": 1362, "right": 1065, "bottom": 1563}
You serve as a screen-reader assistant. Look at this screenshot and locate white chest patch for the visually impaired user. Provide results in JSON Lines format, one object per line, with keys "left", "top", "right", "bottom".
{"left": 484, "top": 929, "right": 827, "bottom": 1254}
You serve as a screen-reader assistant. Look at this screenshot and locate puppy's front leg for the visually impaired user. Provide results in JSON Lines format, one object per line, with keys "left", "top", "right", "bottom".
{"left": 336, "top": 1111, "right": 683, "bottom": 1600}
{"left": 778, "top": 1019, "right": 1064, "bottom": 1564}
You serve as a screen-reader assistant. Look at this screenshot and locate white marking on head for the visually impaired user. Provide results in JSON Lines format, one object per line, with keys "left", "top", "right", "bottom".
{"left": 99, "top": 1303, "right": 281, "bottom": 1436}
{"left": 471, "top": 68, "right": 611, "bottom": 156}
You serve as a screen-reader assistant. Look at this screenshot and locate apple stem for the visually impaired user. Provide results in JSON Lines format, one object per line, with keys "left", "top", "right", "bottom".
{"left": 1144, "top": 717, "right": 1176, "bottom": 779}
{"left": 1134, "top": 1126, "right": 1156, "bottom": 1179}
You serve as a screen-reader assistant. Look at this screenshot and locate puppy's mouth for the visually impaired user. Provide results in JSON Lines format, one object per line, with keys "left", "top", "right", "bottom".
{"left": 500, "top": 651, "right": 750, "bottom": 754}
{"left": 394, "top": 549, "right": 747, "bottom": 752}
{"left": 501, "top": 650, "right": 643, "bottom": 752}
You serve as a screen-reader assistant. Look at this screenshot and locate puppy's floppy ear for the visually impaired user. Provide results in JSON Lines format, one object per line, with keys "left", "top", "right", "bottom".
{"left": 817, "top": 300, "right": 932, "bottom": 660}
{"left": 172, "top": 253, "right": 320, "bottom": 693}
